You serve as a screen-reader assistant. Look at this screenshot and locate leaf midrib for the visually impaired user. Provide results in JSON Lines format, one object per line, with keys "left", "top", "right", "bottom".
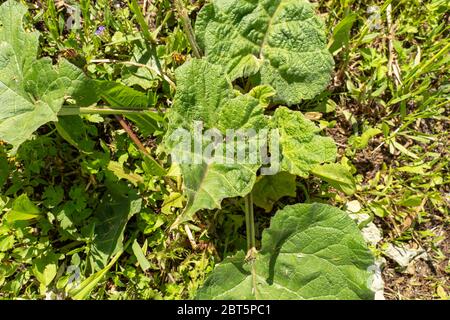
{"left": 258, "top": 1, "right": 284, "bottom": 59}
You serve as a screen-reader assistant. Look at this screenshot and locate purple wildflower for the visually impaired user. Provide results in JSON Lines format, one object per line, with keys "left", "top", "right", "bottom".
{"left": 95, "top": 26, "right": 106, "bottom": 36}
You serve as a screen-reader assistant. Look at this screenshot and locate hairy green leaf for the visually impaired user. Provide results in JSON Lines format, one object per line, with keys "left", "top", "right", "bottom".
{"left": 197, "top": 203, "right": 374, "bottom": 300}
{"left": 274, "top": 107, "right": 337, "bottom": 177}
{"left": 252, "top": 172, "right": 297, "bottom": 212}
{"left": 165, "top": 60, "right": 339, "bottom": 224}
{"left": 0, "top": 0, "right": 96, "bottom": 152}
{"left": 195, "top": 0, "right": 334, "bottom": 105}
{"left": 164, "top": 59, "right": 269, "bottom": 226}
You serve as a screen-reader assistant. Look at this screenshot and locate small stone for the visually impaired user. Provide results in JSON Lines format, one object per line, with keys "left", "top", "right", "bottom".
{"left": 384, "top": 243, "right": 426, "bottom": 268}
{"left": 346, "top": 200, "right": 361, "bottom": 213}
{"left": 368, "top": 257, "right": 386, "bottom": 300}
{"left": 362, "top": 223, "right": 383, "bottom": 246}
{"left": 349, "top": 213, "right": 382, "bottom": 245}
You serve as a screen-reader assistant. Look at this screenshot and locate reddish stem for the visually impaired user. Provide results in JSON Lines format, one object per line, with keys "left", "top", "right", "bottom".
{"left": 115, "top": 115, "right": 149, "bottom": 155}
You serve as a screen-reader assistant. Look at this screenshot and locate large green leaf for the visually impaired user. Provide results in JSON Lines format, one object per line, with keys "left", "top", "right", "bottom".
{"left": 0, "top": 0, "right": 96, "bottom": 153}
{"left": 197, "top": 203, "right": 375, "bottom": 300}
{"left": 195, "top": 0, "right": 334, "bottom": 105}
{"left": 164, "top": 59, "right": 269, "bottom": 225}
{"left": 165, "top": 60, "right": 339, "bottom": 224}
{"left": 273, "top": 107, "right": 337, "bottom": 177}
{"left": 252, "top": 172, "right": 297, "bottom": 212}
